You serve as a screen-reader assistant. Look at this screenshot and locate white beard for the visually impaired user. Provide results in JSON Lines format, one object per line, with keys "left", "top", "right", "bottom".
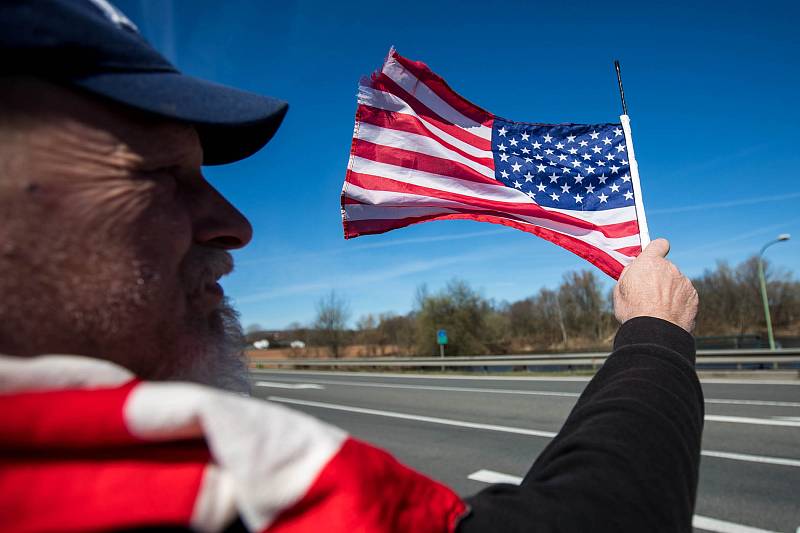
{"left": 162, "top": 299, "right": 251, "bottom": 395}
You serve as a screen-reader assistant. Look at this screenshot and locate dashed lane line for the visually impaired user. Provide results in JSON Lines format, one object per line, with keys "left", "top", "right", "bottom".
{"left": 466, "top": 470, "right": 780, "bottom": 533}
{"left": 267, "top": 396, "right": 800, "bottom": 469}
{"left": 254, "top": 381, "right": 325, "bottom": 390}
{"left": 254, "top": 369, "right": 800, "bottom": 385}
{"left": 256, "top": 378, "right": 800, "bottom": 408}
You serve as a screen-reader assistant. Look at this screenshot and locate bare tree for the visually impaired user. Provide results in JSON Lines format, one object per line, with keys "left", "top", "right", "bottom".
{"left": 313, "top": 291, "right": 351, "bottom": 358}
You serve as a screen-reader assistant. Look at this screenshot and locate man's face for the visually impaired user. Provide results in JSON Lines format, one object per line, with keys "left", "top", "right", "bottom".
{"left": 0, "top": 78, "right": 253, "bottom": 391}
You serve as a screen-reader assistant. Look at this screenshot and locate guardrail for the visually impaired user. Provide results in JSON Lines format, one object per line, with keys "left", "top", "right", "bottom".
{"left": 249, "top": 348, "right": 800, "bottom": 371}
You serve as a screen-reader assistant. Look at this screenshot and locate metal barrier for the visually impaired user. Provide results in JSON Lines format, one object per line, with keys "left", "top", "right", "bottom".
{"left": 249, "top": 348, "right": 800, "bottom": 370}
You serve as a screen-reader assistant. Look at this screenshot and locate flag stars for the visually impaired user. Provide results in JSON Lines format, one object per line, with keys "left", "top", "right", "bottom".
{"left": 534, "top": 154, "right": 544, "bottom": 160}
{"left": 613, "top": 127, "right": 623, "bottom": 137}
{"left": 578, "top": 140, "right": 588, "bottom": 147}
{"left": 500, "top": 170, "right": 509, "bottom": 179}
{"left": 521, "top": 146, "right": 530, "bottom": 154}
{"left": 585, "top": 166, "right": 595, "bottom": 174}
{"left": 620, "top": 159, "right": 629, "bottom": 165}
{"left": 521, "top": 132, "right": 530, "bottom": 141}
{"left": 602, "top": 137, "right": 612, "bottom": 145}
{"left": 562, "top": 167, "right": 571, "bottom": 174}
{"left": 561, "top": 183, "right": 571, "bottom": 193}
{"left": 498, "top": 143, "right": 507, "bottom": 151}
{"left": 549, "top": 173, "right": 560, "bottom": 183}
{"left": 543, "top": 134, "right": 553, "bottom": 143}
{"left": 567, "top": 135, "right": 576, "bottom": 143}
{"left": 536, "top": 182, "right": 547, "bottom": 192}
{"left": 596, "top": 160, "right": 605, "bottom": 167}
{"left": 544, "top": 148, "right": 555, "bottom": 155}
{"left": 597, "top": 174, "right": 608, "bottom": 184}
{"left": 499, "top": 153, "right": 510, "bottom": 162}
{"left": 585, "top": 184, "right": 595, "bottom": 194}
{"left": 621, "top": 173, "right": 631, "bottom": 183}
{"left": 610, "top": 165, "right": 620, "bottom": 174}
{"left": 616, "top": 144, "right": 626, "bottom": 153}
{"left": 511, "top": 162, "right": 522, "bottom": 172}
{"left": 527, "top": 190, "right": 535, "bottom": 199}
{"left": 550, "top": 192, "right": 560, "bottom": 201}
{"left": 610, "top": 183, "right": 620, "bottom": 193}
{"left": 536, "top": 163, "right": 547, "bottom": 173}
{"left": 509, "top": 138, "right": 519, "bottom": 147}
{"left": 524, "top": 172, "right": 534, "bottom": 182}
{"left": 592, "top": 146, "right": 602, "bottom": 154}
{"left": 571, "top": 160, "right": 582, "bottom": 168}
{"left": 568, "top": 147, "right": 578, "bottom": 155}
{"left": 598, "top": 193, "right": 609, "bottom": 203}
{"left": 524, "top": 157, "right": 533, "bottom": 163}
{"left": 513, "top": 180, "right": 522, "bottom": 189}
{"left": 624, "top": 191, "right": 634, "bottom": 200}
{"left": 498, "top": 126, "right": 508, "bottom": 137}
{"left": 582, "top": 153, "right": 592, "bottom": 160}
{"left": 590, "top": 131, "right": 600, "bottom": 139}
{"left": 573, "top": 175, "right": 584, "bottom": 184}
{"left": 574, "top": 193, "right": 584, "bottom": 203}
{"left": 558, "top": 154, "right": 567, "bottom": 161}
{"left": 605, "top": 153, "right": 615, "bottom": 160}
{"left": 532, "top": 141, "right": 542, "bottom": 149}
{"left": 556, "top": 142, "right": 565, "bottom": 150}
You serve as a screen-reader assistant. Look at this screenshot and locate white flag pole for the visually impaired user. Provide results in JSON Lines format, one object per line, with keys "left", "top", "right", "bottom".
{"left": 614, "top": 61, "right": 650, "bottom": 249}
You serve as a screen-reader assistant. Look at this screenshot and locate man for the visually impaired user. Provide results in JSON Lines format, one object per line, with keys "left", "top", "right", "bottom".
{"left": 0, "top": 1, "right": 702, "bottom": 532}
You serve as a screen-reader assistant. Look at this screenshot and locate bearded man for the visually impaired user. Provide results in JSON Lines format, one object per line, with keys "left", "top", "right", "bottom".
{"left": 0, "top": 1, "right": 703, "bottom": 532}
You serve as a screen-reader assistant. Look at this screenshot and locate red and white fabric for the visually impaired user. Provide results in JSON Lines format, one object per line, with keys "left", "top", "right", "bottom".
{"left": 341, "top": 48, "right": 651, "bottom": 279}
{"left": 0, "top": 354, "right": 467, "bottom": 532}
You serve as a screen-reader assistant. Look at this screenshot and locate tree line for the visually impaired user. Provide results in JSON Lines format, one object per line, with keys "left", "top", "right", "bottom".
{"left": 248, "top": 255, "right": 800, "bottom": 357}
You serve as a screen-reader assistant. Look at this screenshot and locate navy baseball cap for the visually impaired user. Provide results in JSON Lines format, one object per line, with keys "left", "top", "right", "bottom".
{"left": 0, "top": 0, "right": 289, "bottom": 165}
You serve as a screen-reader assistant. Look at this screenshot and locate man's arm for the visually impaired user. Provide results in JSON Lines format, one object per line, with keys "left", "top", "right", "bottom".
{"left": 458, "top": 239, "right": 704, "bottom": 532}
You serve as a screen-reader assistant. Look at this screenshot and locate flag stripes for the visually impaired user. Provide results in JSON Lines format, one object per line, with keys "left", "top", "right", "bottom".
{"left": 343, "top": 48, "right": 645, "bottom": 278}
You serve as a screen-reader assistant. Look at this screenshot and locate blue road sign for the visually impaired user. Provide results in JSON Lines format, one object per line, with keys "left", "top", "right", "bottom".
{"left": 437, "top": 329, "right": 448, "bottom": 345}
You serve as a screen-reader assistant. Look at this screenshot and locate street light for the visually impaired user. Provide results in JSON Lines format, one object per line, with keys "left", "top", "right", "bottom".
{"left": 758, "top": 233, "right": 791, "bottom": 350}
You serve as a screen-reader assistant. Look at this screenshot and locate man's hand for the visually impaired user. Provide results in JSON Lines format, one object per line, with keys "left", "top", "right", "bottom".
{"left": 613, "top": 238, "right": 699, "bottom": 333}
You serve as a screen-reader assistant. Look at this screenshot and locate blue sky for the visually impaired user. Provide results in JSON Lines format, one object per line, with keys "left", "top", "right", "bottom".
{"left": 117, "top": 0, "right": 800, "bottom": 330}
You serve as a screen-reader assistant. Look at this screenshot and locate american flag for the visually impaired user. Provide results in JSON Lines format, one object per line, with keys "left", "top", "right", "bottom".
{"left": 341, "top": 48, "right": 650, "bottom": 279}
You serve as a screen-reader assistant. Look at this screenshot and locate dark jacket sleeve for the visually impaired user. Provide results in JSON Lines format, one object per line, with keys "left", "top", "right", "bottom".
{"left": 457, "top": 316, "right": 705, "bottom": 533}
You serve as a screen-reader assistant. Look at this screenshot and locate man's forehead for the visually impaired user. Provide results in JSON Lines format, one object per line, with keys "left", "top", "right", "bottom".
{"left": 2, "top": 77, "right": 203, "bottom": 167}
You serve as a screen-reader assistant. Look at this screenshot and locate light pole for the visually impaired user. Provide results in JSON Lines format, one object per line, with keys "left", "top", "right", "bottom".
{"left": 758, "top": 234, "right": 791, "bottom": 350}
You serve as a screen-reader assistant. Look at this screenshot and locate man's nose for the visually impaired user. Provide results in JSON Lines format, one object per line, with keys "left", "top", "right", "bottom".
{"left": 190, "top": 178, "right": 253, "bottom": 249}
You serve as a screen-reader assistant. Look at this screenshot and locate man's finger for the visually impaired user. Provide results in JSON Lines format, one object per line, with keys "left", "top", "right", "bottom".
{"left": 640, "top": 238, "right": 670, "bottom": 259}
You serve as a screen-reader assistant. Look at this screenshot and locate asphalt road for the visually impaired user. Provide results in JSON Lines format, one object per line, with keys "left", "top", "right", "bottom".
{"left": 250, "top": 370, "right": 800, "bottom": 533}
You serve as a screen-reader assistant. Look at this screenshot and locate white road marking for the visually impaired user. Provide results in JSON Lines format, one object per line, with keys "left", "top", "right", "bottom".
{"left": 267, "top": 378, "right": 581, "bottom": 398}
{"left": 468, "top": 469, "right": 523, "bottom": 484}
{"left": 267, "top": 396, "right": 800, "bottom": 468}
{"left": 704, "top": 415, "right": 800, "bottom": 428}
{"left": 691, "top": 515, "right": 777, "bottom": 533}
{"left": 700, "top": 450, "right": 800, "bottom": 468}
{"left": 706, "top": 398, "right": 800, "bottom": 408}
{"left": 256, "top": 377, "right": 800, "bottom": 411}
{"left": 255, "top": 381, "right": 325, "bottom": 390}
{"left": 254, "top": 369, "right": 800, "bottom": 385}
{"left": 466, "top": 470, "right": 779, "bottom": 533}
{"left": 256, "top": 370, "right": 594, "bottom": 381}
{"left": 267, "top": 396, "right": 557, "bottom": 437}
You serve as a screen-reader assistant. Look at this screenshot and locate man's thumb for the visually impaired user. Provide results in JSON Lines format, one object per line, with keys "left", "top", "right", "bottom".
{"left": 641, "top": 238, "right": 670, "bottom": 258}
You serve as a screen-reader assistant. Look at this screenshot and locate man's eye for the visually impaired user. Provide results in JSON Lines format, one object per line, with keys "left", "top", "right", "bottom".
{"left": 137, "top": 166, "right": 180, "bottom": 183}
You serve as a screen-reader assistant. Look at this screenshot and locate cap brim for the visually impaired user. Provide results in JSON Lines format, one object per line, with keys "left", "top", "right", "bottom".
{"left": 72, "top": 71, "right": 288, "bottom": 165}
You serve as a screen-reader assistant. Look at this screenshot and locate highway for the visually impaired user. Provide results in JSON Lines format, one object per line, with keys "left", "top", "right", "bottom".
{"left": 250, "top": 370, "right": 800, "bottom": 533}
